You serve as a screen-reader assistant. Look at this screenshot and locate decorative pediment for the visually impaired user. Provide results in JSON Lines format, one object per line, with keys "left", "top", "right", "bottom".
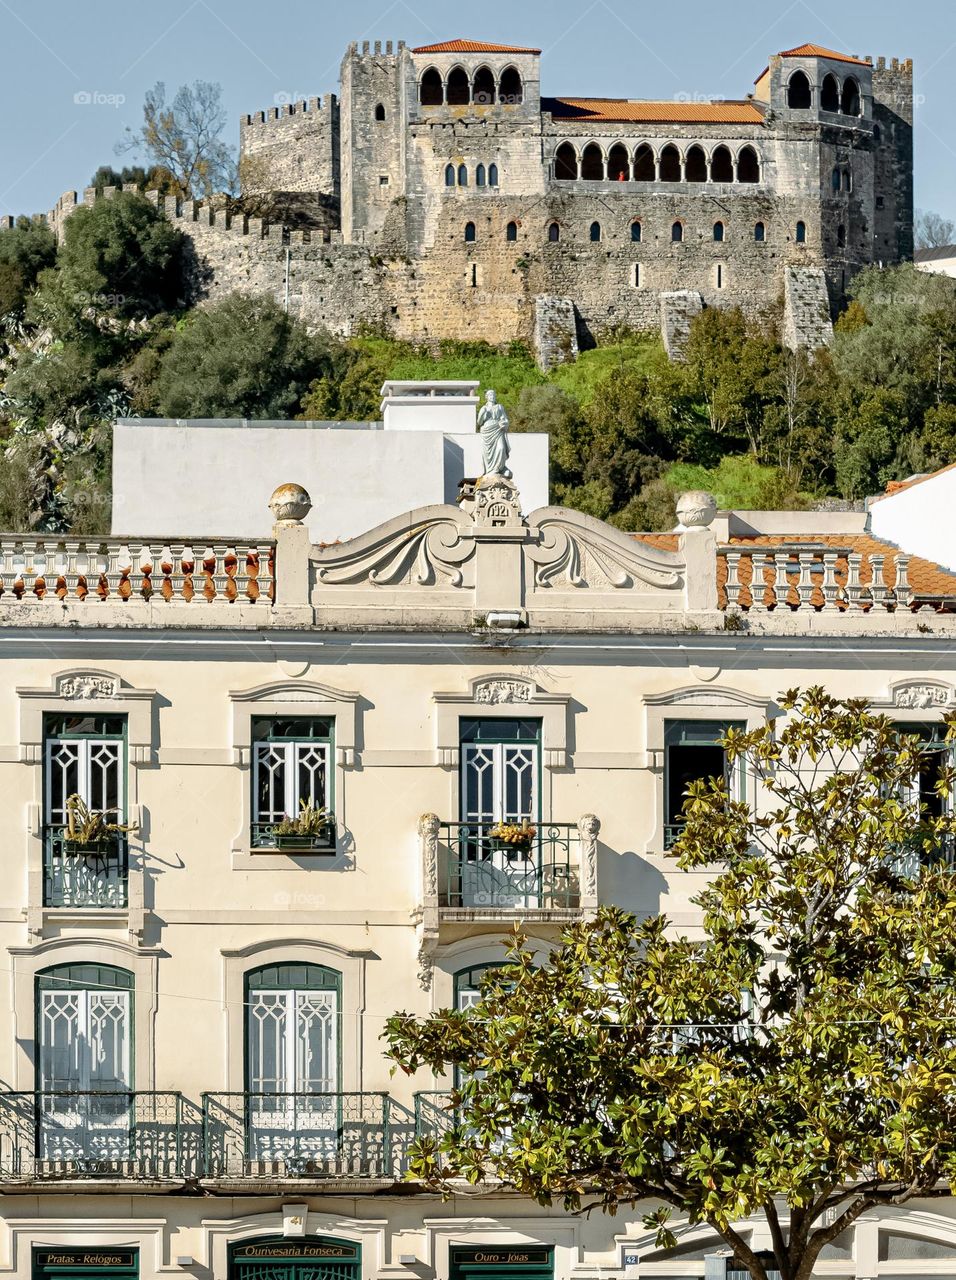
{"left": 314, "top": 506, "right": 475, "bottom": 588}
{"left": 473, "top": 676, "right": 535, "bottom": 704}
{"left": 229, "top": 679, "right": 359, "bottom": 706}
{"left": 644, "top": 685, "right": 772, "bottom": 710}
{"left": 890, "top": 681, "right": 953, "bottom": 710}
{"left": 526, "top": 509, "right": 683, "bottom": 591}
{"left": 57, "top": 672, "right": 119, "bottom": 699}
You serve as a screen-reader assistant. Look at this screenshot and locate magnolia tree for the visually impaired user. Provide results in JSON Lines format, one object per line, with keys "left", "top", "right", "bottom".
{"left": 386, "top": 689, "right": 956, "bottom": 1280}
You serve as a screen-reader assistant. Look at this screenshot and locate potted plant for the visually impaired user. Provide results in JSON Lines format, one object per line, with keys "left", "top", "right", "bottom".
{"left": 272, "top": 801, "right": 332, "bottom": 852}
{"left": 63, "top": 794, "right": 136, "bottom": 856}
{"left": 488, "top": 820, "right": 536, "bottom": 860}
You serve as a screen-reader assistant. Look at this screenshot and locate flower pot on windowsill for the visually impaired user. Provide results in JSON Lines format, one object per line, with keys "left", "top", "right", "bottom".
{"left": 273, "top": 832, "right": 333, "bottom": 853}
{"left": 63, "top": 835, "right": 120, "bottom": 858}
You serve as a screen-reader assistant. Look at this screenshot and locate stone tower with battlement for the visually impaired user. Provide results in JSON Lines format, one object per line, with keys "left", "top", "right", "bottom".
{"left": 36, "top": 36, "right": 914, "bottom": 364}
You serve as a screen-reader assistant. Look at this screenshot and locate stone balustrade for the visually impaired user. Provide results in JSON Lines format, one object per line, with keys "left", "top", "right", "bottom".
{"left": 0, "top": 538, "right": 274, "bottom": 604}
{"left": 719, "top": 545, "right": 912, "bottom": 612}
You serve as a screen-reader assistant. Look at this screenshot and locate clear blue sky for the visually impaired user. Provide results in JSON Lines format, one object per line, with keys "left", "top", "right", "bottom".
{"left": 0, "top": 0, "right": 952, "bottom": 221}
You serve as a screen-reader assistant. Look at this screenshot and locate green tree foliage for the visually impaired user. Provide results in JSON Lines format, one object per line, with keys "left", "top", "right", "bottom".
{"left": 89, "top": 164, "right": 178, "bottom": 195}
{"left": 386, "top": 689, "right": 956, "bottom": 1280}
{"left": 118, "top": 81, "right": 235, "bottom": 199}
{"left": 153, "top": 293, "right": 334, "bottom": 419}
{"left": 0, "top": 218, "right": 57, "bottom": 318}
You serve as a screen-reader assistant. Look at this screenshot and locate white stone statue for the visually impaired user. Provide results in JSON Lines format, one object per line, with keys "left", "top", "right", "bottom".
{"left": 478, "top": 389, "right": 512, "bottom": 478}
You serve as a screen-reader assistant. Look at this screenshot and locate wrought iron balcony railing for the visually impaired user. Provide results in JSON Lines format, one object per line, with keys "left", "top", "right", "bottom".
{"left": 418, "top": 818, "right": 599, "bottom": 913}
{"left": 202, "top": 1092, "right": 411, "bottom": 1180}
{"left": 414, "top": 1091, "right": 460, "bottom": 1142}
{"left": 888, "top": 833, "right": 956, "bottom": 879}
{"left": 0, "top": 1091, "right": 199, "bottom": 1180}
{"left": 250, "top": 818, "right": 337, "bottom": 854}
{"left": 43, "top": 827, "right": 129, "bottom": 908}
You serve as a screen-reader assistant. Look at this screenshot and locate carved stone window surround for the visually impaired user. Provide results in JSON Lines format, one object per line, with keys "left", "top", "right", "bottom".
{"left": 433, "top": 674, "right": 572, "bottom": 772}
{"left": 15, "top": 669, "right": 157, "bottom": 941}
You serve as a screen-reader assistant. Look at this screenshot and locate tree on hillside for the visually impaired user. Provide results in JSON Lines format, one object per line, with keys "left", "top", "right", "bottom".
{"left": 0, "top": 218, "right": 57, "bottom": 319}
{"left": 387, "top": 689, "right": 956, "bottom": 1280}
{"left": 153, "top": 292, "right": 336, "bottom": 419}
{"left": 916, "top": 208, "right": 956, "bottom": 251}
{"left": 118, "top": 81, "right": 235, "bottom": 200}
{"left": 89, "top": 164, "right": 179, "bottom": 195}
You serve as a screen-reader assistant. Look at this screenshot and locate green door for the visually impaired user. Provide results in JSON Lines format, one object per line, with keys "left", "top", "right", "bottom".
{"left": 229, "top": 1238, "right": 360, "bottom": 1280}
{"left": 33, "top": 1248, "right": 138, "bottom": 1280}
{"left": 449, "top": 1245, "right": 554, "bottom": 1280}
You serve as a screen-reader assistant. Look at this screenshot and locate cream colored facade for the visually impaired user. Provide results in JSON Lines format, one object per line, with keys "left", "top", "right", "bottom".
{"left": 2, "top": 478, "right": 956, "bottom": 1280}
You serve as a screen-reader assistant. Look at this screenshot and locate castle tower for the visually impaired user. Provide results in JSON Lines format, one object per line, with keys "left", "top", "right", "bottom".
{"left": 871, "top": 57, "right": 914, "bottom": 263}
{"left": 339, "top": 40, "right": 406, "bottom": 244}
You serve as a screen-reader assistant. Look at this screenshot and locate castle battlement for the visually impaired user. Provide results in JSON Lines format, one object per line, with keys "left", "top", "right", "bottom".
{"left": 242, "top": 94, "right": 338, "bottom": 127}
{"left": 348, "top": 40, "right": 405, "bottom": 56}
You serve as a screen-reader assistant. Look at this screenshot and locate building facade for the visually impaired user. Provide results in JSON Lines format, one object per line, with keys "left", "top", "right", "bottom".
{"left": 32, "top": 38, "right": 913, "bottom": 361}
{"left": 2, "top": 475, "right": 956, "bottom": 1279}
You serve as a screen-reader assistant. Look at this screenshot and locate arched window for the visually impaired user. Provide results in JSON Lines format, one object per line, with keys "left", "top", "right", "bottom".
{"left": 710, "top": 145, "right": 734, "bottom": 183}
{"left": 831, "top": 167, "right": 842, "bottom": 193}
{"left": 754, "top": 221, "right": 766, "bottom": 242}
{"left": 659, "top": 144, "right": 682, "bottom": 182}
{"left": 37, "top": 966, "right": 134, "bottom": 1104}
{"left": 841, "top": 76, "right": 861, "bottom": 116}
{"left": 420, "top": 67, "right": 443, "bottom": 107}
{"left": 476, "top": 163, "right": 486, "bottom": 187}
{"left": 445, "top": 164, "right": 456, "bottom": 187}
{"left": 246, "top": 965, "right": 340, "bottom": 1104}
{"left": 873, "top": 122, "right": 882, "bottom": 144}
{"left": 685, "top": 145, "right": 707, "bottom": 183}
{"left": 671, "top": 221, "right": 684, "bottom": 243}
{"left": 472, "top": 66, "right": 496, "bottom": 106}
{"left": 630, "top": 220, "right": 642, "bottom": 242}
{"left": 737, "top": 146, "right": 760, "bottom": 184}
{"left": 499, "top": 66, "right": 523, "bottom": 105}
{"left": 581, "top": 143, "right": 604, "bottom": 181}
{"left": 458, "top": 163, "right": 468, "bottom": 187}
{"left": 590, "top": 221, "right": 602, "bottom": 242}
{"left": 506, "top": 221, "right": 518, "bottom": 242}
{"left": 842, "top": 168, "right": 852, "bottom": 193}
{"left": 713, "top": 220, "right": 725, "bottom": 242}
{"left": 795, "top": 220, "right": 807, "bottom": 243}
{"left": 464, "top": 221, "right": 476, "bottom": 243}
{"left": 821, "top": 73, "right": 840, "bottom": 113}
{"left": 488, "top": 163, "right": 499, "bottom": 187}
{"left": 548, "top": 221, "right": 560, "bottom": 243}
{"left": 633, "top": 143, "right": 655, "bottom": 181}
{"left": 608, "top": 143, "right": 630, "bottom": 181}
{"left": 787, "top": 69, "right": 812, "bottom": 109}
{"left": 446, "top": 66, "right": 470, "bottom": 106}
{"left": 837, "top": 223, "right": 847, "bottom": 248}
{"left": 554, "top": 142, "right": 578, "bottom": 180}
{"left": 375, "top": 103, "right": 386, "bottom": 122}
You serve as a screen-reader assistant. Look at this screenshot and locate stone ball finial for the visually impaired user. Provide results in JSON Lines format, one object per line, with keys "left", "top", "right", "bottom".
{"left": 676, "top": 490, "right": 717, "bottom": 531}
{"left": 269, "top": 482, "right": 312, "bottom": 525}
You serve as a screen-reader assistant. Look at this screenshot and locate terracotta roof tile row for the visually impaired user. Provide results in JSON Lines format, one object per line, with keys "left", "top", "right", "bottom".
{"left": 778, "top": 43, "right": 871, "bottom": 66}
{"left": 543, "top": 97, "right": 766, "bottom": 125}
{"left": 412, "top": 39, "right": 540, "bottom": 54}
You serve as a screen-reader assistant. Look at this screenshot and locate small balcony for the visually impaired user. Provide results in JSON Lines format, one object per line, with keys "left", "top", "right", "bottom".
{"left": 250, "top": 818, "right": 337, "bottom": 855}
{"left": 43, "top": 827, "right": 129, "bottom": 908}
{"left": 419, "top": 816, "right": 599, "bottom": 924}
{"left": 201, "top": 1092, "right": 410, "bottom": 1183}
{"left": 0, "top": 1091, "right": 198, "bottom": 1181}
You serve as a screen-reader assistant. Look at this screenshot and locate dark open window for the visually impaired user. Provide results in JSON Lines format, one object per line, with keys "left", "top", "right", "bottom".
{"left": 737, "top": 146, "right": 760, "bottom": 183}
{"left": 685, "top": 144, "right": 707, "bottom": 183}
{"left": 633, "top": 143, "right": 655, "bottom": 181}
{"left": 837, "top": 223, "right": 847, "bottom": 248}
{"left": 476, "top": 163, "right": 486, "bottom": 187}
{"left": 446, "top": 65, "right": 470, "bottom": 106}
{"left": 548, "top": 221, "right": 560, "bottom": 242}
{"left": 608, "top": 143, "right": 630, "bottom": 181}
{"left": 420, "top": 67, "right": 443, "bottom": 107}
{"left": 710, "top": 144, "right": 733, "bottom": 182}
{"left": 787, "top": 69, "right": 812, "bottom": 109}
{"left": 445, "top": 164, "right": 456, "bottom": 187}
{"left": 795, "top": 220, "right": 806, "bottom": 243}
{"left": 581, "top": 143, "right": 604, "bottom": 181}
{"left": 506, "top": 221, "right": 518, "bottom": 242}
{"left": 464, "top": 221, "right": 476, "bottom": 243}
{"left": 458, "top": 163, "right": 468, "bottom": 187}
{"left": 472, "top": 65, "right": 496, "bottom": 106}
{"left": 671, "top": 220, "right": 684, "bottom": 243}
{"left": 659, "top": 144, "right": 681, "bottom": 182}
{"left": 665, "top": 720, "right": 745, "bottom": 847}
{"left": 488, "top": 163, "right": 499, "bottom": 187}
{"left": 499, "top": 66, "right": 523, "bottom": 104}
{"left": 713, "top": 220, "right": 725, "bottom": 242}
{"left": 590, "top": 220, "right": 601, "bottom": 242}
{"left": 821, "top": 73, "right": 840, "bottom": 113}
{"left": 374, "top": 103, "right": 386, "bottom": 122}
{"left": 754, "top": 221, "right": 765, "bottom": 242}
{"left": 841, "top": 76, "right": 861, "bottom": 116}
{"left": 832, "top": 166, "right": 842, "bottom": 192}
{"left": 554, "top": 142, "right": 578, "bottom": 180}
{"left": 631, "top": 219, "right": 642, "bottom": 242}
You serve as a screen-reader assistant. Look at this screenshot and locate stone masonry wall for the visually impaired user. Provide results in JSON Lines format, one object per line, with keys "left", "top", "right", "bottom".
{"left": 239, "top": 95, "right": 340, "bottom": 203}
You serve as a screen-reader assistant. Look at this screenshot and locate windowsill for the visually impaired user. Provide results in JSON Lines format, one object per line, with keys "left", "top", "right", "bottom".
{"left": 40, "top": 906, "right": 130, "bottom": 921}
{"left": 230, "top": 850, "right": 346, "bottom": 871}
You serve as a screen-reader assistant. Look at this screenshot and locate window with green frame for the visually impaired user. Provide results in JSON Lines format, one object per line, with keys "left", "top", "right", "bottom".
{"left": 897, "top": 722, "right": 952, "bottom": 819}
{"left": 251, "top": 717, "right": 334, "bottom": 848}
{"left": 664, "top": 720, "right": 745, "bottom": 845}
{"left": 43, "top": 713, "right": 127, "bottom": 825}
{"left": 245, "top": 964, "right": 341, "bottom": 1095}
{"left": 36, "top": 964, "right": 134, "bottom": 1093}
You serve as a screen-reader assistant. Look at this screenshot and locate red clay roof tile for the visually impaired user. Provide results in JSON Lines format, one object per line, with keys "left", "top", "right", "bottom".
{"left": 543, "top": 97, "right": 765, "bottom": 125}
{"left": 413, "top": 39, "right": 540, "bottom": 54}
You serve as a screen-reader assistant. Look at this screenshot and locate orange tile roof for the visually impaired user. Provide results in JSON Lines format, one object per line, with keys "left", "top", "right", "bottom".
{"left": 778, "top": 43, "right": 871, "bottom": 66}
{"left": 870, "top": 460, "right": 956, "bottom": 503}
{"left": 413, "top": 39, "right": 540, "bottom": 54}
{"left": 544, "top": 97, "right": 765, "bottom": 125}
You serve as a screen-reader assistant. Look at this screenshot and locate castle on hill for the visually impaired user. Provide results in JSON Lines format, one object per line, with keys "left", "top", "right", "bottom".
{"left": 40, "top": 37, "right": 914, "bottom": 363}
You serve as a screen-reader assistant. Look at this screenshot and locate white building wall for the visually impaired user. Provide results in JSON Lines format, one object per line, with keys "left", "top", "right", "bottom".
{"left": 869, "top": 465, "right": 956, "bottom": 572}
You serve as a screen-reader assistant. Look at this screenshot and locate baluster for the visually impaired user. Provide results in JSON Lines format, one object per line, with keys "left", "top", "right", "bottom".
{"left": 200, "top": 545, "right": 216, "bottom": 600}
{"left": 209, "top": 544, "right": 229, "bottom": 599}
{"left": 797, "top": 552, "right": 816, "bottom": 609}
{"left": 223, "top": 544, "right": 239, "bottom": 602}
{"left": 138, "top": 545, "right": 155, "bottom": 600}
{"left": 180, "top": 544, "right": 195, "bottom": 602}
{"left": 822, "top": 551, "right": 840, "bottom": 609}
{"left": 869, "top": 554, "right": 885, "bottom": 609}
{"left": 894, "top": 554, "right": 911, "bottom": 609}
{"left": 262, "top": 544, "right": 276, "bottom": 604}
{"left": 846, "top": 552, "right": 863, "bottom": 610}
{"left": 723, "top": 551, "right": 741, "bottom": 609}
{"left": 754, "top": 551, "right": 774, "bottom": 610}
{"left": 63, "top": 540, "right": 80, "bottom": 600}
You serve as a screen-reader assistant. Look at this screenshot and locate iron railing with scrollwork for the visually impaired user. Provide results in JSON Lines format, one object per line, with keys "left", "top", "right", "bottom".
{"left": 43, "top": 827, "right": 129, "bottom": 908}
{"left": 438, "top": 822, "right": 580, "bottom": 909}
{"left": 202, "top": 1092, "right": 411, "bottom": 1180}
{"left": 0, "top": 1091, "right": 199, "bottom": 1180}
{"left": 250, "top": 818, "right": 337, "bottom": 854}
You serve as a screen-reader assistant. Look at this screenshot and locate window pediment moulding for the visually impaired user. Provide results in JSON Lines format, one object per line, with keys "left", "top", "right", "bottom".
{"left": 433, "top": 674, "right": 571, "bottom": 768}
{"left": 228, "top": 678, "right": 360, "bottom": 767}
{"left": 16, "top": 668, "right": 157, "bottom": 765}
{"left": 873, "top": 679, "right": 955, "bottom": 712}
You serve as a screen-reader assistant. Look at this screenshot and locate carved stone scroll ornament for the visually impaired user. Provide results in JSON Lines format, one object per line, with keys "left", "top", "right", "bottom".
{"left": 577, "top": 813, "right": 600, "bottom": 901}
{"left": 316, "top": 515, "right": 474, "bottom": 588}
{"left": 418, "top": 813, "right": 440, "bottom": 901}
{"left": 474, "top": 679, "right": 534, "bottom": 704}
{"left": 57, "top": 675, "right": 118, "bottom": 700}
{"left": 526, "top": 514, "right": 683, "bottom": 591}
{"left": 894, "top": 684, "right": 951, "bottom": 709}
{"left": 417, "top": 942, "right": 434, "bottom": 992}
